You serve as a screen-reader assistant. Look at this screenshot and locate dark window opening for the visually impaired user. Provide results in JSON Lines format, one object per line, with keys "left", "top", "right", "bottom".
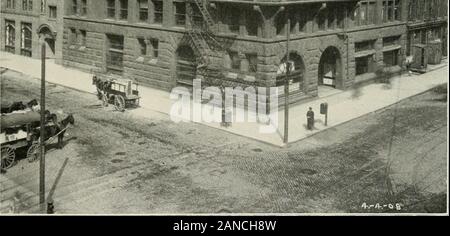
{"left": 138, "top": 38, "right": 147, "bottom": 56}
{"left": 356, "top": 55, "right": 376, "bottom": 75}
{"left": 106, "top": 34, "right": 124, "bottom": 73}
{"left": 174, "top": 2, "right": 186, "bottom": 27}
{"left": 81, "top": 0, "right": 87, "bottom": 16}
{"left": 49, "top": 5, "right": 57, "bottom": 18}
{"left": 119, "top": 0, "right": 128, "bottom": 20}
{"left": 107, "top": 0, "right": 115, "bottom": 19}
{"left": 152, "top": 0, "right": 163, "bottom": 24}
{"left": 383, "top": 50, "right": 400, "bottom": 66}
{"left": 138, "top": 0, "right": 148, "bottom": 22}
{"left": 150, "top": 38, "right": 159, "bottom": 58}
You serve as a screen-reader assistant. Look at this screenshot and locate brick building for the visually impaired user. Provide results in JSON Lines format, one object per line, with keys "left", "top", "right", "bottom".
{"left": 406, "top": 0, "right": 448, "bottom": 64}
{"left": 1, "top": 0, "right": 66, "bottom": 63}
{"left": 2, "top": 0, "right": 447, "bottom": 105}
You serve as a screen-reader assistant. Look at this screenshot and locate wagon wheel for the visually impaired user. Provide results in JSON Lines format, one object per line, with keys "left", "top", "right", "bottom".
{"left": 102, "top": 93, "right": 109, "bottom": 107}
{"left": 114, "top": 95, "right": 126, "bottom": 112}
{"left": 1, "top": 146, "right": 16, "bottom": 170}
{"left": 27, "top": 142, "right": 41, "bottom": 163}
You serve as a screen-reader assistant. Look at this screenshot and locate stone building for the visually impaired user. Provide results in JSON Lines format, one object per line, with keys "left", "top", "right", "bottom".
{"left": 406, "top": 0, "right": 448, "bottom": 65}
{"left": 1, "top": 0, "right": 66, "bottom": 63}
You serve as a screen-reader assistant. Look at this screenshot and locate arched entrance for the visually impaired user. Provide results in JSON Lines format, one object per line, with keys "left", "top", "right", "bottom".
{"left": 318, "top": 46, "right": 342, "bottom": 89}
{"left": 176, "top": 45, "right": 197, "bottom": 86}
{"left": 277, "top": 52, "right": 306, "bottom": 94}
{"left": 38, "top": 25, "right": 56, "bottom": 58}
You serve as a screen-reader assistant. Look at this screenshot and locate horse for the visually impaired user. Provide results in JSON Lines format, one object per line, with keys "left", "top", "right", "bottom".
{"left": 40, "top": 114, "right": 75, "bottom": 149}
{"left": 53, "top": 114, "right": 75, "bottom": 149}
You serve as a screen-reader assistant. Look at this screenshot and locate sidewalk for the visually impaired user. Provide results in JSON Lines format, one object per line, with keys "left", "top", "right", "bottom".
{"left": 1, "top": 51, "right": 448, "bottom": 147}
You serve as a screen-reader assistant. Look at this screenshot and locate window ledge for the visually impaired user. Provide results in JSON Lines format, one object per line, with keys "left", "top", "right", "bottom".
{"left": 136, "top": 56, "right": 145, "bottom": 63}
{"left": 148, "top": 58, "right": 158, "bottom": 64}
{"left": 382, "top": 45, "right": 402, "bottom": 52}
{"left": 355, "top": 50, "right": 376, "bottom": 58}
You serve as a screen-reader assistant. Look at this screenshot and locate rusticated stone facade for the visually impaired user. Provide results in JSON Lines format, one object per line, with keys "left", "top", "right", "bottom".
{"left": 59, "top": 0, "right": 445, "bottom": 106}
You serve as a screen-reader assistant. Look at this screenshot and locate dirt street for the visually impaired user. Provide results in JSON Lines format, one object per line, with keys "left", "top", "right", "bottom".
{"left": 0, "top": 68, "right": 447, "bottom": 214}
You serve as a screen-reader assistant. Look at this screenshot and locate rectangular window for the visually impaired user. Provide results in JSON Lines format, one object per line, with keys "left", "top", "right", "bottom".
{"left": 80, "top": 30, "right": 87, "bottom": 46}
{"left": 152, "top": 0, "right": 163, "bottom": 24}
{"left": 299, "top": 11, "right": 307, "bottom": 32}
{"left": 69, "top": 28, "right": 77, "bottom": 45}
{"left": 245, "top": 10, "right": 259, "bottom": 36}
{"left": 355, "top": 40, "right": 375, "bottom": 52}
{"left": 317, "top": 11, "right": 326, "bottom": 31}
{"left": 48, "top": 5, "right": 57, "bottom": 18}
{"left": 357, "top": 1, "right": 376, "bottom": 26}
{"left": 383, "top": 0, "right": 400, "bottom": 22}
{"left": 138, "top": 0, "right": 148, "bottom": 22}
{"left": 229, "top": 51, "right": 241, "bottom": 70}
{"left": 150, "top": 38, "right": 159, "bottom": 58}
{"left": 22, "top": 0, "right": 27, "bottom": 10}
{"left": 119, "top": 0, "right": 127, "bottom": 20}
{"left": 28, "top": 0, "right": 32, "bottom": 10}
{"left": 383, "top": 50, "right": 399, "bottom": 66}
{"left": 383, "top": 36, "right": 400, "bottom": 47}
{"left": 327, "top": 8, "right": 335, "bottom": 30}
{"left": 174, "top": 2, "right": 186, "bottom": 27}
{"left": 356, "top": 55, "right": 376, "bottom": 75}
{"left": 106, "top": 34, "right": 124, "bottom": 73}
{"left": 7, "top": 0, "right": 15, "bottom": 9}
{"left": 246, "top": 53, "right": 258, "bottom": 73}
{"left": 137, "top": 38, "right": 147, "bottom": 56}
{"left": 336, "top": 5, "right": 345, "bottom": 29}
{"left": 72, "top": 0, "right": 77, "bottom": 15}
{"left": 107, "top": 0, "right": 115, "bottom": 19}
{"left": 228, "top": 8, "right": 240, "bottom": 34}
{"left": 40, "top": 0, "right": 45, "bottom": 12}
{"left": 81, "top": 0, "right": 87, "bottom": 16}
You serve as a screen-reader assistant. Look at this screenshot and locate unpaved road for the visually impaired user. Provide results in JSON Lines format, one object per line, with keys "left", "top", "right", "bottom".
{"left": 1, "top": 68, "right": 447, "bottom": 214}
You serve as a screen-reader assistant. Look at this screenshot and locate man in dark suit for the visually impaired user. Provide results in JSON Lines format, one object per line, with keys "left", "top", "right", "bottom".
{"left": 307, "top": 107, "right": 315, "bottom": 130}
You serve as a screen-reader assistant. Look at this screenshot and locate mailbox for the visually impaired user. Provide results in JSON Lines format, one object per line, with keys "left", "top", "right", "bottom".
{"left": 320, "top": 103, "right": 328, "bottom": 115}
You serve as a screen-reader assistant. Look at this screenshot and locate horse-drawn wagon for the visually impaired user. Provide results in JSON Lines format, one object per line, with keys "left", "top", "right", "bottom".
{"left": 0, "top": 111, "right": 74, "bottom": 170}
{"left": 93, "top": 75, "right": 141, "bottom": 112}
{"left": 0, "top": 112, "right": 42, "bottom": 169}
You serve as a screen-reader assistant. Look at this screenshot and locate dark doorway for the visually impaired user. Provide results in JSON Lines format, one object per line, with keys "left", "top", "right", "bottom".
{"left": 176, "top": 45, "right": 197, "bottom": 86}
{"left": 318, "top": 46, "right": 342, "bottom": 89}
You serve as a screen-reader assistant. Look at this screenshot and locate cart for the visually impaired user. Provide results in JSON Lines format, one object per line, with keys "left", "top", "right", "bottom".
{"left": 93, "top": 75, "right": 141, "bottom": 112}
{"left": 1, "top": 112, "right": 42, "bottom": 169}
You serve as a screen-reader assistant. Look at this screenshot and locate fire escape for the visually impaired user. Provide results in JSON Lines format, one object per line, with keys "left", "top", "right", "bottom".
{"left": 187, "top": 0, "right": 226, "bottom": 86}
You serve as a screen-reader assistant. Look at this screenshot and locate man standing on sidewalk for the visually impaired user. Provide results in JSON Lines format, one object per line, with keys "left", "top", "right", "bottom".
{"left": 307, "top": 107, "right": 315, "bottom": 130}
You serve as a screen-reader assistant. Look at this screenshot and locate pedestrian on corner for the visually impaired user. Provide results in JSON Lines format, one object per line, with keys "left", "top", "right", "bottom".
{"left": 307, "top": 107, "right": 315, "bottom": 130}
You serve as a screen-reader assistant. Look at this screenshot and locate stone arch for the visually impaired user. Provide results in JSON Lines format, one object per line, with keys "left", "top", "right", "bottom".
{"left": 276, "top": 52, "right": 306, "bottom": 93}
{"left": 318, "top": 46, "right": 343, "bottom": 89}
{"left": 37, "top": 24, "right": 57, "bottom": 57}
{"left": 175, "top": 44, "right": 197, "bottom": 86}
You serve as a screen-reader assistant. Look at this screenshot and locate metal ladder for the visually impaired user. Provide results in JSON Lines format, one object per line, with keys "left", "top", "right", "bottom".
{"left": 187, "top": 0, "right": 226, "bottom": 83}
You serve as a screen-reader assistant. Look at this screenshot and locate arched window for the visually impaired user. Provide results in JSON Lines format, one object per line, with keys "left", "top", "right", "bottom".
{"left": 277, "top": 52, "right": 305, "bottom": 93}
{"left": 21, "top": 23, "right": 32, "bottom": 57}
{"left": 5, "top": 22, "right": 15, "bottom": 53}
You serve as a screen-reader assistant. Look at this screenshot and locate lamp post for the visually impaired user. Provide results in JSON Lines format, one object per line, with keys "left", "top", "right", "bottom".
{"left": 283, "top": 18, "right": 291, "bottom": 144}
{"left": 39, "top": 43, "right": 46, "bottom": 211}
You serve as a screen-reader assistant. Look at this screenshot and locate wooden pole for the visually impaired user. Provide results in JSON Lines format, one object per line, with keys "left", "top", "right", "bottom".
{"left": 283, "top": 18, "right": 291, "bottom": 144}
{"left": 40, "top": 43, "right": 46, "bottom": 210}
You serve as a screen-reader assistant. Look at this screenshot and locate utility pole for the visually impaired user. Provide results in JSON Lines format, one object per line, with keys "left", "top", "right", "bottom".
{"left": 283, "top": 18, "right": 291, "bottom": 144}
{"left": 40, "top": 43, "right": 46, "bottom": 211}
